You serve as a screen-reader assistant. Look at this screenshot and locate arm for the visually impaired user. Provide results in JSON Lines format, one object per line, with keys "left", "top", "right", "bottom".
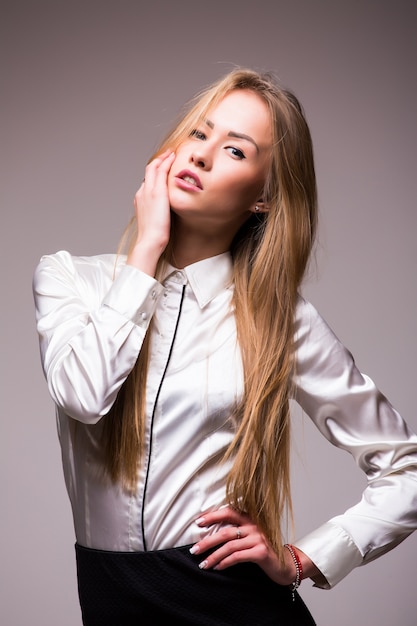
{"left": 126, "top": 150, "right": 175, "bottom": 275}
{"left": 33, "top": 251, "right": 163, "bottom": 423}
{"left": 33, "top": 151, "right": 175, "bottom": 423}
{"left": 293, "top": 296, "right": 417, "bottom": 588}
{"left": 188, "top": 296, "right": 417, "bottom": 590}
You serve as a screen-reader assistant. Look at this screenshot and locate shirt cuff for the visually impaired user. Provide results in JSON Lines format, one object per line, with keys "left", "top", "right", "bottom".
{"left": 102, "top": 265, "right": 163, "bottom": 328}
{"left": 295, "top": 521, "right": 363, "bottom": 589}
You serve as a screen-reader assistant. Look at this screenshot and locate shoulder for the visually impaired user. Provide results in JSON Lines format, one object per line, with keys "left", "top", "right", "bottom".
{"left": 295, "top": 294, "right": 322, "bottom": 332}
{"left": 33, "top": 250, "right": 127, "bottom": 297}
{"left": 34, "top": 250, "right": 124, "bottom": 280}
{"left": 294, "top": 294, "right": 342, "bottom": 351}
{"left": 294, "top": 294, "right": 351, "bottom": 379}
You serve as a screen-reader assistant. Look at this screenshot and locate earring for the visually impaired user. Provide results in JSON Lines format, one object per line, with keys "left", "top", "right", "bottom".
{"left": 255, "top": 205, "right": 260, "bottom": 212}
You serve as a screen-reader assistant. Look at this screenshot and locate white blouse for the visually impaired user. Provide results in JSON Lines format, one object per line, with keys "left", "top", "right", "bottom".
{"left": 33, "top": 250, "right": 417, "bottom": 589}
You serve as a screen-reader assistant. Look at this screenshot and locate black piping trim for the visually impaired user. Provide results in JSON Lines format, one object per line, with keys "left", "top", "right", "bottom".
{"left": 141, "top": 284, "right": 186, "bottom": 551}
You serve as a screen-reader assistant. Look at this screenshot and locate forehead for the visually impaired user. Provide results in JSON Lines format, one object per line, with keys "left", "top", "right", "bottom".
{"left": 206, "top": 90, "right": 272, "bottom": 148}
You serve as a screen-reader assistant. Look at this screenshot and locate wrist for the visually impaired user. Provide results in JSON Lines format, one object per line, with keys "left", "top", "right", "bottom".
{"left": 126, "top": 238, "right": 167, "bottom": 276}
{"left": 284, "top": 544, "right": 303, "bottom": 600}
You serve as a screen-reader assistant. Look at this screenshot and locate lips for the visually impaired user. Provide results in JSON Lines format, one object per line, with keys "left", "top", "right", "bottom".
{"left": 176, "top": 169, "right": 203, "bottom": 190}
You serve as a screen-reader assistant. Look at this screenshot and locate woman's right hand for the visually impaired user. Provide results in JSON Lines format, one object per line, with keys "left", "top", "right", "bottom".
{"left": 127, "top": 150, "right": 176, "bottom": 276}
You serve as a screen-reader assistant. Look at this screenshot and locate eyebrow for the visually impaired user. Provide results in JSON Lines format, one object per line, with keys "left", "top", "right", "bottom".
{"left": 205, "top": 119, "right": 259, "bottom": 153}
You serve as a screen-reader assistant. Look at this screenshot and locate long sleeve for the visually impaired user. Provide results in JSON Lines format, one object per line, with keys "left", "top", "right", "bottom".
{"left": 33, "top": 250, "right": 163, "bottom": 423}
{"left": 32, "top": 251, "right": 239, "bottom": 552}
{"left": 293, "top": 296, "right": 417, "bottom": 588}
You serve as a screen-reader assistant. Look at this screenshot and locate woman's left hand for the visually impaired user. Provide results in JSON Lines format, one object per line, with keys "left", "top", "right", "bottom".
{"left": 190, "top": 506, "right": 297, "bottom": 586}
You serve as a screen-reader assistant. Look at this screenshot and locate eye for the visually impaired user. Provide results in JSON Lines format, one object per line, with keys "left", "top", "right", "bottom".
{"left": 190, "top": 129, "right": 206, "bottom": 140}
{"left": 226, "top": 146, "right": 246, "bottom": 160}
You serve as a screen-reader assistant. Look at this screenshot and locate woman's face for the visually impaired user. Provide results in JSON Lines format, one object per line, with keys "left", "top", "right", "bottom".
{"left": 168, "top": 89, "right": 272, "bottom": 237}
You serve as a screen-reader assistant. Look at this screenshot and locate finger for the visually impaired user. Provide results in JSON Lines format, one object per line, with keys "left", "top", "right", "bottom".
{"left": 153, "top": 151, "right": 176, "bottom": 185}
{"left": 133, "top": 184, "right": 145, "bottom": 209}
{"left": 190, "top": 522, "right": 249, "bottom": 562}
{"left": 196, "top": 506, "right": 248, "bottom": 528}
{"left": 195, "top": 538, "right": 245, "bottom": 569}
{"left": 139, "top": 154, "right": 172, "bottom": 198}
{"left": 196, "top": 533, "right": 254, "bottom": 571}
{"left": 144, "top": 150, "right": 174, "bottom": 180}
{"left": 211, "top": 544, "right": 264, "bottom": 571}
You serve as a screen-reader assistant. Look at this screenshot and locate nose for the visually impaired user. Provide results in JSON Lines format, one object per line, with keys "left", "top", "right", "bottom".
{"left": 189, "top": 144, "right": 212, "bottom": 170}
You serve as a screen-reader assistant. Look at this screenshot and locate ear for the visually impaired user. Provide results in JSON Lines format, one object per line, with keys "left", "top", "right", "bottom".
{"left": 250, "top": 200, "right": 270, "bottom": 214}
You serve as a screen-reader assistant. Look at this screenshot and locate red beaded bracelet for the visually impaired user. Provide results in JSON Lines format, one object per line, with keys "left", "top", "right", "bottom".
{"left": 284, "top": 543, "right": 303, "bottom": 601}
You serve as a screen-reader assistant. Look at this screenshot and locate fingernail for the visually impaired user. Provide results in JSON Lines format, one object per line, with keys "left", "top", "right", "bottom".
{"left": 198, "top": 560, "right": 208, "bottom": 570}
{"left": 189, "top": 545, "right": 199, "bottom": 555}
{"left": 195, "top": 517, "right": 205, "bottom": 525}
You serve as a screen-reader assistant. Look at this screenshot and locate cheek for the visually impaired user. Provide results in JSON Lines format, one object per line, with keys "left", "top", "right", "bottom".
{"left": 167, "top": 154, "right": 183, "bottom": 189}
{"left": 226, "top": 174, "right": 264, "bottom": 206}
{"left": 172, "top": 143, "right": 189, "bottom": 163}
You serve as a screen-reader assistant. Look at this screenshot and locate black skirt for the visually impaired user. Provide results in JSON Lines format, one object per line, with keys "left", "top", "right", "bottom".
{"left": 75, "top": 543, "right": 316, "bottom": 626}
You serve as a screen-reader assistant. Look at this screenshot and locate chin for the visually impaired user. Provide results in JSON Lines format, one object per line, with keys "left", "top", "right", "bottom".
{"left": 168, "top": 193, "right": 194, "bottom": 215}
{"left": 170, "top": 205, "right": 192, "bottom": 218}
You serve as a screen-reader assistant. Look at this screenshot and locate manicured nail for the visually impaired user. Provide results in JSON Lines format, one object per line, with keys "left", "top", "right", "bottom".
{"left": 195, "top": 517, "right": 205, "bottom": 525}
{"left": 198, "top": 560, "right": 208, "bottom": 570}
{"left": 189, "top": 545, "right": 200, "bottom": 555}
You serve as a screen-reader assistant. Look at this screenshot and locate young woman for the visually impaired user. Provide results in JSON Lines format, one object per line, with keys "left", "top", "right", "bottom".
{"left": 33, "top": 68, "right": 417, "bottom": 625}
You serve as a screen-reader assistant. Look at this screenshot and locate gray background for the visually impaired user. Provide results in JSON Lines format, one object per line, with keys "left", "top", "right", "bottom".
{"left": 2, "top": 1, "right": 416, "bottom": 624}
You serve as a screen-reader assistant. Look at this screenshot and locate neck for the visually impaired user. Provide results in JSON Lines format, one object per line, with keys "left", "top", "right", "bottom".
{"left": 169, "top": 218, "right": 234, "bottom": 269}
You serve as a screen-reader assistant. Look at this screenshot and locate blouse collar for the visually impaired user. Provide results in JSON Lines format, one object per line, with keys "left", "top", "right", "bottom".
{"left": 162, "top": 252, "right": 233, "bottom": 309}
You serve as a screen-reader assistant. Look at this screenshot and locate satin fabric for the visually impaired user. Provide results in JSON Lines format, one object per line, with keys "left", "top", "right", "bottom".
{"left": 33, "top": 250, "right": 417, "bottom": 589}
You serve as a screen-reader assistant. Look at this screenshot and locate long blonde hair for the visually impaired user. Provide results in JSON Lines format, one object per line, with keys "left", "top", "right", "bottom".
{"left": 103, "top": 69, "right": 317, "bottom": 559}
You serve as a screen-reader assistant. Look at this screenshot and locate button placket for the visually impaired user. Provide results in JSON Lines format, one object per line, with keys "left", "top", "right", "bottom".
{"left": 140, "top": 278, "right": 187, "bottom": 550}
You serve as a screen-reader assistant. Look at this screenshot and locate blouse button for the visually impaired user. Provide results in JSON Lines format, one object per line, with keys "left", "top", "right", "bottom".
{"left": 141, "top": 312, "right": 147, "bottom": 321}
